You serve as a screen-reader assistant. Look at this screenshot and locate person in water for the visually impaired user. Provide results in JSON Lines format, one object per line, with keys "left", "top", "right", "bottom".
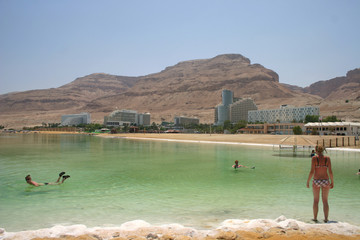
{"left": 357, "top": 169, "right": 360, "bottom": 175}
{"left": 310, "top": 150, "right": 316, "bottom": 157}
{"left": 306, "top": 145, "right": 334, "bottom": 223}
{"left": 233, "top": 160, "right": 254, "bottom": 169}
{"left": 25, "top": 172, "right": 70, "bottom": 186}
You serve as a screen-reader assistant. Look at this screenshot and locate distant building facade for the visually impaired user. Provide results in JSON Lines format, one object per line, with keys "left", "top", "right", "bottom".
{"left": 174, "top": 116, "right": 199, "bottom": 127}
{"left": 104, "top": 110, "right": 151, "bottom": 127}
{"left": 248, "top": 105, "right": 319, "bottom": 123}
{"left": 214, "top": 89, "right": 257, "bottom": 125}
{"left": 304, "top": 122, "right": 360, "bottom": 136}
{"left": 230, "top": 98, "right": 258, "bottom": 123}
{"left": 214, "top": 90, "right": 233, "bottom": 125}
{"left": 240, "top": 123, "right": 305, "bottom": 135}
{"left": 61, "top": 113, "right": 91, "bottom": 126}
{"left": 138, "top": 112, "right": 151, "bottom": 126}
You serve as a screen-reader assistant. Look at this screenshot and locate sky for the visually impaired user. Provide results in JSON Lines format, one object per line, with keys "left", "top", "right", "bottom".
{"left": 1, "top": 0, "right": 359, "bottom": 94}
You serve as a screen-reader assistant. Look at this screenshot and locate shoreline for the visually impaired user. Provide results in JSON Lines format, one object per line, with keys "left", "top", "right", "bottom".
{"left": 21, "top": 131, "right": 360, "bottom": 151}
{"left": 99, "top": 133, "right": 360, "bottom": 152}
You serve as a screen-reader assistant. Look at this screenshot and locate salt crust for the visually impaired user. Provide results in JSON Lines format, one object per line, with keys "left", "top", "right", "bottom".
{"left": 1, "top": 216, "right": 360, "bottom": 240}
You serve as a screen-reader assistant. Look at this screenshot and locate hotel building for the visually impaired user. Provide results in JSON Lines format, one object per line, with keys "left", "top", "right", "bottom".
{"left": 214, "top": 89, "right": 257, "bottom": 125}
{"left": 248, "top": 105, "right": 319, "bottom": 123}
{"left": 104, "top": 110, "right": 151, "bottom": 127}
{"left": 174, "top": 116, "right": 200, "bottom": 126}
{"left": 61, "top": 113, "right": 91, "bottom": 126}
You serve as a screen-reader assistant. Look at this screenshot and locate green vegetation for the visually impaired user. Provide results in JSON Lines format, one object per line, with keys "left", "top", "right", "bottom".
{"left": 305, "top": 115, "right": 340, "bottom": 123}
{"left": 206, "top": 120, "right": 247, "bottom": 134}
{"left": 77, "top": 123, "right": 104, "bottom": 132}
{"left": 292, "top": 126, "right": 303, "bottom": 135}
{"left": 322, "top": 115, "right": 339, "bottom": 122}
{"left": 305, "top": 115, "right": 320, "bottom": 123}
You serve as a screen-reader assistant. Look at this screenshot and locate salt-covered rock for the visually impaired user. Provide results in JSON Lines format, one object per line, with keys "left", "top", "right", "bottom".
{"left": 275, "top": 215, "right": 287, "bottom": 222}
{"left": 286, "top": 221, "right": 299, "bottom": 230}
{"left": 120, "top": 220, "right": 152, "bottom": 231}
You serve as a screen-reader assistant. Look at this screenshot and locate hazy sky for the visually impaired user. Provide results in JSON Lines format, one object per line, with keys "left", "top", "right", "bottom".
{"left": 1, "top": 0, "right": 359, "bottom": 94}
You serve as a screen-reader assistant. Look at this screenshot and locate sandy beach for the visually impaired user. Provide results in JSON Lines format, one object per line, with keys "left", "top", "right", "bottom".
{"left": 4, "top": 132, "right": 359, "bottom": 240}
{"left": 33, "top": 131, "right": 359, "bottom": 150}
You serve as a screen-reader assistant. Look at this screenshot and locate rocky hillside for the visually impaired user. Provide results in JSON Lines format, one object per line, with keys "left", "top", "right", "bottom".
{"left": 303, "top": 68, "right": 360, "bottom": 100}
{"left": 0, "top": 54, "right": 359, "bottom": 128}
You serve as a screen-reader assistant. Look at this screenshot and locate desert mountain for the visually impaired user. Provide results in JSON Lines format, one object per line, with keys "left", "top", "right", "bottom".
{"left": 0, "top": 54, "right": 359, "bottom": 128}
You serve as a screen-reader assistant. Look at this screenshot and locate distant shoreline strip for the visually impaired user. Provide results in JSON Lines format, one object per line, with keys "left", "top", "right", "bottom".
{"left": 99, "top": 135, "right": 360, "bottom": 152}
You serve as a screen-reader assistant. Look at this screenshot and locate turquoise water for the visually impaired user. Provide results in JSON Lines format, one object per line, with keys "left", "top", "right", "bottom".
{"left": 0, "top": 133, "right": 359, "bottom": 232}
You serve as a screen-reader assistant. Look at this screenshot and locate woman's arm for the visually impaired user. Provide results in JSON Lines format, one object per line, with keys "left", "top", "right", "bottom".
{"left": 307, "top": 158, "right": 316, "bottom": 188}
{"left": 327, "top": 157, "right": 334, "bottom": 188}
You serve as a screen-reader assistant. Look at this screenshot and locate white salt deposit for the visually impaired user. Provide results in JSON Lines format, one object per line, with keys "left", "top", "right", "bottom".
{"left": 1, "top": 217, "right": 359, "bottom": 240}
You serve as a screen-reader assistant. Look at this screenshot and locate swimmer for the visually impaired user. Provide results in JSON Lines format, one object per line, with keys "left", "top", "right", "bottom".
{"left": 233, "top": 160, "right": 255, "bottom": 169}
{"left": 357, "top": 169, "right": 360, "bottom": 175}
{"left": 25, "top": 172, "right": 70, "bottom": 187}
{"left": 310, "top": 150, "right": 316, "bottom": 157}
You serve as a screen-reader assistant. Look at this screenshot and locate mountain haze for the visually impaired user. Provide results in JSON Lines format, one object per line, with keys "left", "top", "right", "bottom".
{"left": 0, "top": 54, "right": 359, "bottom": 128}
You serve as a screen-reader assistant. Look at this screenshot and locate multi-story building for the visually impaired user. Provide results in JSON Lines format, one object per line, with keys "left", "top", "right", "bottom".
{"left": 61, "top": 113, "right": 91, "bottom": 126}
{"left": 248, "top": 105, "right": 319, "bottom": 123}
{"left": 214, "top": 89, "right": 257, "bottom": 125}
{"left": 174, "top": 116, "right": 199, "bottom": 127}
{"left": 104, "top": 110, "right": 151, "bottom": 127}
{"left": 214, "top": 89, "right": 233, "bottom": 125}
{"left": 230, "top": 98, "right": 258, "bottom": 123}
{"left": 241, "top": 123, "right": 305, "bottom": 135}
{"left": 138, "top": 112, "right": 151, "bottom": 126}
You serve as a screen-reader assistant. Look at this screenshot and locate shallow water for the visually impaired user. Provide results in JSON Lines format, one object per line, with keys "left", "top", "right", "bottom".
{"left": 0, "top": 133, "right": 359, "bottom": 232}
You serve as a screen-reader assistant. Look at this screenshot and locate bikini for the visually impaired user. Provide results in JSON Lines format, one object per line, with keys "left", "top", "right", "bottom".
{"left": 313, "top": 156, "right": 330, "bottom": 187}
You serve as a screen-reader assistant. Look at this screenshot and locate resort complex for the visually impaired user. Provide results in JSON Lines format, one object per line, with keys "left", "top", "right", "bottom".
{"left": 33, "top": 89, "right": 359, "bottom": 138}
{"left": 213, "top": 89, "right": 319, "bottom": 125}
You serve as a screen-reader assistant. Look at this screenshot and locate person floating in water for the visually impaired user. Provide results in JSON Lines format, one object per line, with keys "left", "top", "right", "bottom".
{"left": 306, "top": 145, "right": 334, "bottom": 223}
{"left": 25, "top": 172, "right": 70, "bottom": 186}
{"left": 233, "top": 160, "right": 255, "bottom": 169}
{"left": 310, "top": 150, "right": 316, "bottom": 157}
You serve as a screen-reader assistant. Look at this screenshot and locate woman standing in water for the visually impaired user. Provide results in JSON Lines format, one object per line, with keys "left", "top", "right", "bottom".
{"left": 306, "top": 145, "right": 334, "bottom": 223}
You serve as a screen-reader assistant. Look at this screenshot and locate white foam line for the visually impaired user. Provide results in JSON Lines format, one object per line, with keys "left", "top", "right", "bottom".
{"left": 326, "top": 147, "right": 360, "bottom": 152}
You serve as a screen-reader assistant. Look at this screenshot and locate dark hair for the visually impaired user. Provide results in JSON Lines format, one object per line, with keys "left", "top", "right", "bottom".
{"left": 25, "top": 175, "right": 31, "bottom": 181}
